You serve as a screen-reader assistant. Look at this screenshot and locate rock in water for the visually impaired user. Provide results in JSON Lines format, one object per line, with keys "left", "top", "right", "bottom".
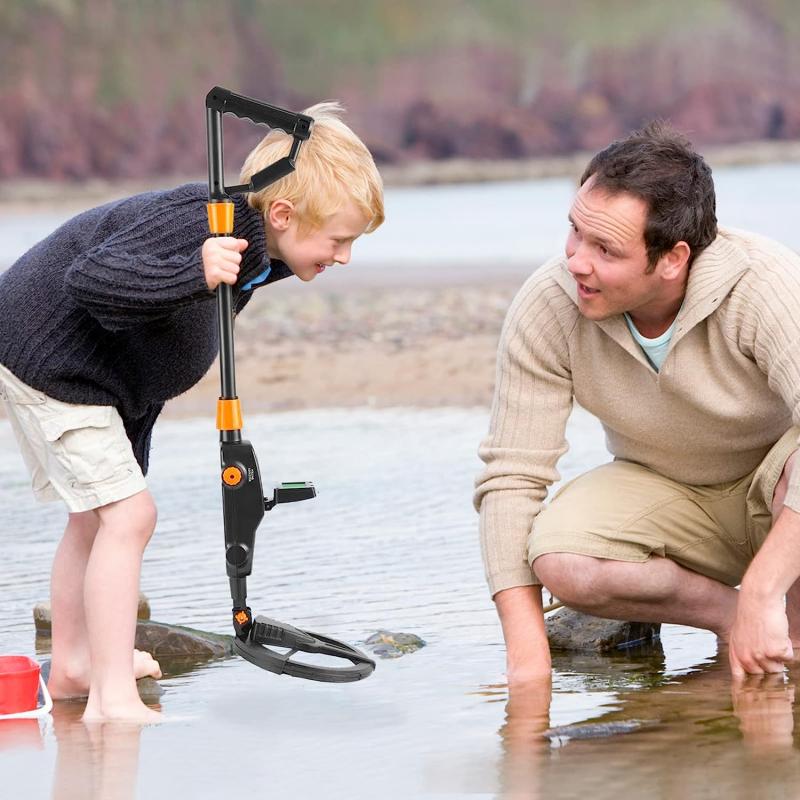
{"left": 365, "top": 630, "right": 426, "bottom": 658}
{"left": 134, "top": 621, "right": 233, "bottom": 659}
{"left": 544, "top": 719, "right": 659, "bottom": 742}
{"left": 34, "top": 592, "right": 151, "bottom": 635}
{"left": 545, "top": 607, "right": 660, "bottom": 652}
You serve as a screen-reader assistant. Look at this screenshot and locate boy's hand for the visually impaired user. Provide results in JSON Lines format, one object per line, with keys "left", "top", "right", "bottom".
{"left": 202, "top": 237, "right": 248, "bottom": 290}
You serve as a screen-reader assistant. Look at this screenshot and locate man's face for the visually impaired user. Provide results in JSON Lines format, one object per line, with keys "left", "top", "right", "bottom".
{"left": 274, "top": 199, "right": 370, "bottom": 282}
{"left": 565, "top": 179, "right": 663, "bottom": 321}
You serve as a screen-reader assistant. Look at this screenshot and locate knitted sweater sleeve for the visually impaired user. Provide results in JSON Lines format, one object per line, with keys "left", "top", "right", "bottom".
{"left": 727, "top": 242, "right": 800, "bottom": 511}
{"left": 63, "top": 195, "right": 211, "bottom": 331}
{"left": 474, "top": 269, "right": 574, "bottom": 597}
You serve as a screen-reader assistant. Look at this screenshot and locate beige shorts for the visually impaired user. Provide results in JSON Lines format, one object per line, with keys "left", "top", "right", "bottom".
{"left": 0, "top": 363, "right": 146, "bottom": 513}
{"left": 528, "top": 427, "right": 800, "bottom": 587}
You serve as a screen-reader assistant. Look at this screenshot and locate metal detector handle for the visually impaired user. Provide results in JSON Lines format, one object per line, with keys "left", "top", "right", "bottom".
{"left": 206, "top": 87, "right": 312, "bottom": 139}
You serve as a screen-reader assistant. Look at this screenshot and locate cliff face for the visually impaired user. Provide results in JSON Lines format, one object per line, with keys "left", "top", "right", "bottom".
{"left": 1, "top": 0, "right": 799, "bottom": 181}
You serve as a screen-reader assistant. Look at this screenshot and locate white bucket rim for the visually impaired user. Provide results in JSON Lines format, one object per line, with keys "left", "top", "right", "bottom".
{"left": 0, "top": 674, "right": 53, "bottom": 720}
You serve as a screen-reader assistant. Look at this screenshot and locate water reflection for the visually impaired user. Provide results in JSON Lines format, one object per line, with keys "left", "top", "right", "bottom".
{"left": 732, "top": 673, "right": 795, "bottom": 755}
{"left": 50, "top": 702, "right": 151, "bottom": 800}
{"left": 489, "top": 647, "right": 800, "bottom": 800}
{"left": 497, "top": 675, "right": 551, "bottom": 800}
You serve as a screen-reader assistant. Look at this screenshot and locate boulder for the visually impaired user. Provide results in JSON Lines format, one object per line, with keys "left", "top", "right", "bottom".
{"left": 133, "top": 621, "right": 232, "bottom": 659}
{"left": 545, "top": 607, "right": 660, "bottom": 653}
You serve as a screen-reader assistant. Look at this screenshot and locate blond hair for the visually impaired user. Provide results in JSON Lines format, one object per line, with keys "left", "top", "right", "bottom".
{"left": 239, "top": 101, "right": 384, "bottom": 235}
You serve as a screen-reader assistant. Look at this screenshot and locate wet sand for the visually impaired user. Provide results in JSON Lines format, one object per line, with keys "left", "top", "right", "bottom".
{"left": 162, "top": 275, "right": 522, "bottom": 419}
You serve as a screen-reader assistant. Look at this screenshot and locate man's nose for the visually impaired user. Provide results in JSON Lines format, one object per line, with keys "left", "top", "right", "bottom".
{"left": 566, "top": 239, "right": 591, "bottom": 277}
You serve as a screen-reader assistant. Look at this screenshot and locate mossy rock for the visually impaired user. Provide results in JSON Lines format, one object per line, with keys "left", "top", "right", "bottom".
{"left": 365, "top": 630, "right": 426, "bottom": 658}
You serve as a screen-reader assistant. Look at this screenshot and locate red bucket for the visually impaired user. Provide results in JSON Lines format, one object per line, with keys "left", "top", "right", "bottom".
{"left": 0, "top": 656, "right": 41, "bottom": 715}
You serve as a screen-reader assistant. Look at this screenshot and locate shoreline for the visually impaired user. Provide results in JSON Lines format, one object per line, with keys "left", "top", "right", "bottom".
{"left": 0, "top": 280, "right": 514, "bottom": 422}
{"left": 1, "top": 138, "right": 799, "bottom": 211}
{"left": 161, "top": 280, "right": 511, "bottom": 418}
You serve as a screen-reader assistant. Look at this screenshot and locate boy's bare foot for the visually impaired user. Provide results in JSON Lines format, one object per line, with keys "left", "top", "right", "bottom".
{"left": 48, "top": 649, "right": 162, "bottom": 699}
{"left": 83, "top": 699, "right": 162, "bottom": 724}
{"left": 132, "top": 649, "right": 162, "bottom": 681}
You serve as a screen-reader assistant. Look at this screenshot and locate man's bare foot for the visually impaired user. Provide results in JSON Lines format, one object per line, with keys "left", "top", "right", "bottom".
{"left": 48, "top": 650, "right": 162, "bottom": 700}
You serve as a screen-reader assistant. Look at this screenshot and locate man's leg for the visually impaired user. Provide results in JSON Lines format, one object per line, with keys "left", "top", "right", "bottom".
{"left": 534, "top": 551, "right": 738, "bottom": 638}
{"left": 82, "top": 489, "right": 161, "bottom": 722}
{"left": 529, "top": 460, "right": 751, "bottom": 639}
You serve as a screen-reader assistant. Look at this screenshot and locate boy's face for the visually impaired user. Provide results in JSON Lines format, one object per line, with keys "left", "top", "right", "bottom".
{"left": 267, "top": 198, "right": 370, "bottom": 282}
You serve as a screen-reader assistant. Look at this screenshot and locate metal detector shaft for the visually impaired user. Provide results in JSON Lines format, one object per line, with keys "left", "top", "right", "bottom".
{"left": 205, "top": 86, "right": 375, "bottom": 682}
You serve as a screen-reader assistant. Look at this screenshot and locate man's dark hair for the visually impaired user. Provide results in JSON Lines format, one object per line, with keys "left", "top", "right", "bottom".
{"left": 580, "top": 121, "right": 717, "bottom": 271}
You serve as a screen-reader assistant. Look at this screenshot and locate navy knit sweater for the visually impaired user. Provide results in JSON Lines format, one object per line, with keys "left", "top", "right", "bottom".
{"left": 0, "top": 183, "right": 291, "bottom": 474}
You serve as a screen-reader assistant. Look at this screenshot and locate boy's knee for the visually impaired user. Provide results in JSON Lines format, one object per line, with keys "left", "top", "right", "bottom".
{"left": 67, "top": 510, "right": 100, "bottom": 539}
{"left": 97, "top": 490, "right": 157, "bottom": 542}
{"left": 533, "top": 552, "right": 606, "bottom": 607}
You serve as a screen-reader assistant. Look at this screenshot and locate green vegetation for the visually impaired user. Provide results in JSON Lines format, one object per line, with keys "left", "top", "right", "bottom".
{"left": 2, "top": 0, "right": 796, "bottom": 104}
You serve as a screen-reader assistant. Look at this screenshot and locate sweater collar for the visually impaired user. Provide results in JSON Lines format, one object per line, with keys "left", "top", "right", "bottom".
{"left": 232, "top": 195, "right": 269, "bottom": 286}
{"left": 554, "top": 228, "right": 750, "bottom": 357}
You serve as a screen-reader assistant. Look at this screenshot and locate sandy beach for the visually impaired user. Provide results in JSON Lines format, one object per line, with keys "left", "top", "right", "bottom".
{"left": 162, "top": 275, "right": 521, "bottom": 419}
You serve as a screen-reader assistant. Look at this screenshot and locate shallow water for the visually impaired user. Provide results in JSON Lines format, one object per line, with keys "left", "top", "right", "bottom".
{"left": 3, "top": 163, "right": 799, "bottom": 285}
{"left": 2, "top": 407, "right": 800, "bottom": 799}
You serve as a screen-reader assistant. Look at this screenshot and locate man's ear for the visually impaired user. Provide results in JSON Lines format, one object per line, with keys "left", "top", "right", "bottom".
{"left": 659, "top": 241, "right": 691, "bottom": 280}
{"left": 268, "top": 199, "right": 295, "bottom": 231}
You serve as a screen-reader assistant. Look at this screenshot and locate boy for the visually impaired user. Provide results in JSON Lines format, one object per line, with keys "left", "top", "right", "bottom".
{"left": 0, "top": 101, "right": 384, "bottom": 722}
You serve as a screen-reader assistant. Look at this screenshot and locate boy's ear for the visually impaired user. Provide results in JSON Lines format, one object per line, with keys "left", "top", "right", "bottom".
{"left": 268, "top": 199, "right": 295, "bottom": 231}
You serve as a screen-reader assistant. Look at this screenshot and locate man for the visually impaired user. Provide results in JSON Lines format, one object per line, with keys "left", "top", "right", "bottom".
{"left": 475, "top": 121, "right": 800, "bottom": 682}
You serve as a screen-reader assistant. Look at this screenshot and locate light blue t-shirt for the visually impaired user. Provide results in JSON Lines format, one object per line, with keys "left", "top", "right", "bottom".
{"left": 241, "top": 263, "right": 272, "bottom": 291}
{"left": 623, "top": 312, "right": 679, "bottom": 371}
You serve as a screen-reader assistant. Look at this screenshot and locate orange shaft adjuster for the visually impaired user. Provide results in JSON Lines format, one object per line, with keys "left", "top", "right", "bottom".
{"left": 217, "top": 398, "right": 243, "bottom": 431}
{"left": 207, "top": 201, "right": 234, "bottom": 234}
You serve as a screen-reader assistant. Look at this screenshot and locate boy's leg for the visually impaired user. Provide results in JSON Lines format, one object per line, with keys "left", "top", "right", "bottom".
{"left": 83, "top": 489, "right": 161, "bottom": 722}
{"left": 48, "top": 510, "right": 99, "bottom": 698}
{"left": 49, "top": 510, "right": 162, "bottom": 699}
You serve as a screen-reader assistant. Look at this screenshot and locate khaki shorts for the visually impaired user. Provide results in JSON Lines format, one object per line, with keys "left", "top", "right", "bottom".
{"left": 528, "top": 427, "right": 799, "bottom": 587}
{"left": 0, "top": 363, "right": 146, "bottom": 513}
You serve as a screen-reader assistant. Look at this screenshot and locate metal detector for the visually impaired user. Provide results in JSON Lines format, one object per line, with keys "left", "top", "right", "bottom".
{"left": 205, "top": 87, "right": 375, "bottom": 683}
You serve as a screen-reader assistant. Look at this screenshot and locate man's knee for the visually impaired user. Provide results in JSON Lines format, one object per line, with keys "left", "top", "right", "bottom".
{"left": 533, "top": 552, "right": 607, "bottom": 607}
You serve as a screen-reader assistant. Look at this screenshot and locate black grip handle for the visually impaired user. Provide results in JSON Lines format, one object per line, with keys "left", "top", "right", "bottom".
{"left": 206, "top": 86, "right": 312, "bottom": 140}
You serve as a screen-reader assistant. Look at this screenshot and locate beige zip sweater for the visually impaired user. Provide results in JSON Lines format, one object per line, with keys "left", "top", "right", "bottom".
{"left": 475, "top": 227, "right": 800, "bottom": 597}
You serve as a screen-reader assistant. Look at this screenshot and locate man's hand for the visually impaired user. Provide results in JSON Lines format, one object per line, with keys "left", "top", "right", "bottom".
{"left": 203, "top": 237, "right": 248, "bottom": 290}
{"left": 729, "top": 591, "right": 793, "bottom": 678}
